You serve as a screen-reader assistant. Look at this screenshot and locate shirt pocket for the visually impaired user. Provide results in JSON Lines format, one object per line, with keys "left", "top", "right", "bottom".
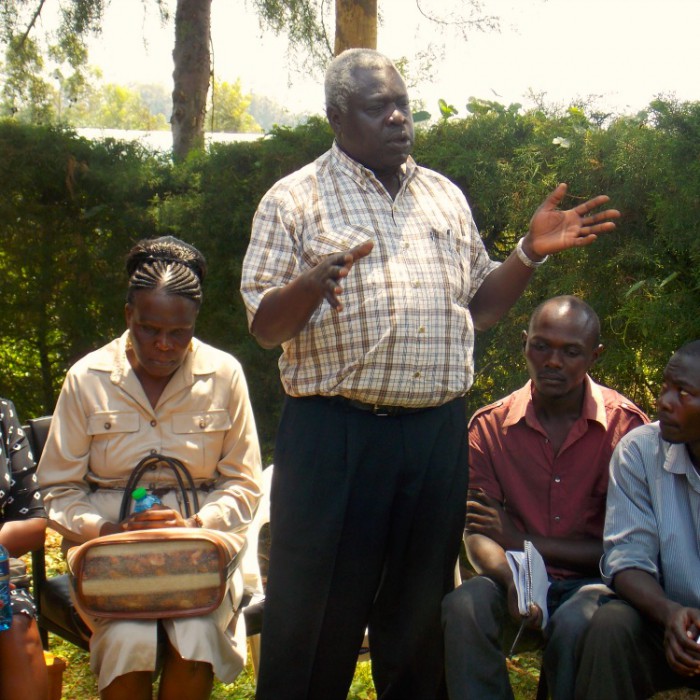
{"left": 87, "top": 411, "right": 140, "bottom": 437}
{"left": 304, "top": 225, "right": 375, "bottom": 267}
{"left": 172, "top": 410, "right": 232, "bottom": 472}
{"left": 87, "top": 411, "right": 141, "bottom": 477}
{"left": 172, "top": 410, "right": 232, "bottom": 434}
{"left": 417, "top": 226, "right": 467, "bottom": 303}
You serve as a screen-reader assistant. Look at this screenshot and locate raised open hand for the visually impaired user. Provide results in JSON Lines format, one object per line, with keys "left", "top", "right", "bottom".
{"left": 525, "top": 183, "right": 621, "bottom": 259}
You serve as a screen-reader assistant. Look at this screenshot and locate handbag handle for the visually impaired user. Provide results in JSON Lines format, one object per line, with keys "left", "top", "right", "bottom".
{"left": 119, "top": 454, "right": 200, "bottom": 521}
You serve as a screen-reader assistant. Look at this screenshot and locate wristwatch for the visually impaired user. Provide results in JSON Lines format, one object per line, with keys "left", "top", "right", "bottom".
{"left": 515, "top": 236, "right": 548, "bottom": 269}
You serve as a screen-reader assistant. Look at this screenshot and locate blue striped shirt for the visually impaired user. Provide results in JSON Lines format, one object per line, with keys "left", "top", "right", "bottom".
{"left": 602, "top": 422, "right": 700, "bottom": 608}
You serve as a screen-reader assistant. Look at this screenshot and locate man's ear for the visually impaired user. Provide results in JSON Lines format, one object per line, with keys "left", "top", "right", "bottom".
{"left": 591, "top": 343, "right": 605, "bottom": 365}
{"left": 521, "top": 330, "right": 528, "bottom": 352}
{"left": 327, "top": 106, "right": 342, "bottom": 137}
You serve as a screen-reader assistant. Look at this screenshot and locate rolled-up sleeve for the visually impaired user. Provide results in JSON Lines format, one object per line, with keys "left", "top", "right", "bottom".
{"left": 601, "top": 435, "right": 661, "bottom": 585}
{"left": 240, "top": 183, "right": 301, "bottom": 327}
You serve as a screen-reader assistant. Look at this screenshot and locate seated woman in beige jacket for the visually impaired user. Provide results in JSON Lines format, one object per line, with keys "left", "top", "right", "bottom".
{"left": 38, "top": 236, "right": 262, "bottom": 700}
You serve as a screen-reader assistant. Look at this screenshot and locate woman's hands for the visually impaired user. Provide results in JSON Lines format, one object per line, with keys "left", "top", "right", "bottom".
{"left": 124, "top": 506, "right": 187, "bottom": 530}
{"left": 99, "top": 505, "right": 188, "bottom": 536}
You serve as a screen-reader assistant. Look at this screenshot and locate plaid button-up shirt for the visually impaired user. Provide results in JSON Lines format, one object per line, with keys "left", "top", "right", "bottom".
{"left": 241, "top": 143, "right": 499, "bottom": 408}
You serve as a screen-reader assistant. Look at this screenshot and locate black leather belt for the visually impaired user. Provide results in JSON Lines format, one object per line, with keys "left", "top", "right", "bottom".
{"left": 329, "top": 395, "right": 427, "bottom": 417}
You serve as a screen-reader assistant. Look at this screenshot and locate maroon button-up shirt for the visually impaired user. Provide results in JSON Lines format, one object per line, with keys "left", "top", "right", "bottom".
{"left": 468, "top": 376, "right": 648, "bottom": 579}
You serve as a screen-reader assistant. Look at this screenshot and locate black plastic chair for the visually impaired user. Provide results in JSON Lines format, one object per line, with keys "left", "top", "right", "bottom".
{"left": 26, "top": 415, "right": 92, "bottom": 650}
{"left": 26, "top": 415, "right": 266, "bottom": 655}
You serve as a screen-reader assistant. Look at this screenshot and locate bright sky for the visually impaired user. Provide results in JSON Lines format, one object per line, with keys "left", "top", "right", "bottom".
{"left": 84, "top": 0, "right": 699, "bottom": 119}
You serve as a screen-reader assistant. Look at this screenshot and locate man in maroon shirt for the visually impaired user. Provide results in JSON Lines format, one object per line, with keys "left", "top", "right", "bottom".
{"left": 442, "top": 295, "right": 648, "bottom": 700}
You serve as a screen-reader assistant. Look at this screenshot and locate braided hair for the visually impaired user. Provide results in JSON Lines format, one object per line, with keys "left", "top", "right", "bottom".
{"left": 126, "top": 236, "right": 207, "bottom": 308}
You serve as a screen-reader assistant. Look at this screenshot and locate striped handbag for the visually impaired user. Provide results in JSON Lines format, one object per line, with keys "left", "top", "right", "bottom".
{"left": 68, "top": 455, "right": 243, "bottom": 619}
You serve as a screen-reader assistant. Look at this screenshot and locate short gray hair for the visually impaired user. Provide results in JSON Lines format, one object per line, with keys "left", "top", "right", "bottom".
{"left": 325, "top": 49, "right": 397, "bottom": 113}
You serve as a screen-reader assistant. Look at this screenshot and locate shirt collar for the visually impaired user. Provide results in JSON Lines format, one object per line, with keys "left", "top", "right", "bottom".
{"left": 330, "top": 140, "right": 416, "bottom": 191}
{"left": 86, "top": 331, "right": 216, "bottom": 386}
{"left": 663, "top": 435, "right": 700, "bottom": 492}
{"left": 503, "top": 375, "right": 608, "bottom": 430}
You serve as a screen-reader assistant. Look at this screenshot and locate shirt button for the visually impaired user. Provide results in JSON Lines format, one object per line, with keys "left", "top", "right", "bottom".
{"left": 413, "top": 371, "right": 421, "bottom": 378}
{"left": 104, "top": 422, "right": 111, "bottom": 430}
{"left": 150, "top": 420, "right": 157, "bottom": 427}
{"left": 554, "top": 477, "right": 561, "bottom": 483}
{"left": 412, "top": 280, "right": 420, "bottom": 288}
{"left": 199, "top": 419, "right": 207, "bottom": 429}
{"left": 150, "top": 448, "right": 157, "bottom": 455}
{"left": 418, "top": 326, "right": 425, "bottom": 334}
{"left": 554, "top": 515, "right": 561, "bottom": 522}
{"left": 403, "top": 242, "right": 410, "bottom": 250}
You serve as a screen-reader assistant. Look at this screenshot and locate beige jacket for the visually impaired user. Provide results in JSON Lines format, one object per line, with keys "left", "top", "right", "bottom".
{"left": 38, "top": 332, "right": 262, "bottom": 548}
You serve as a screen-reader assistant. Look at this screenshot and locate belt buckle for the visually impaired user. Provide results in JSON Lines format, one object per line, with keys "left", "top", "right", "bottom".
{"left": 373, "top": 404, "right": 391, "bottom": 417}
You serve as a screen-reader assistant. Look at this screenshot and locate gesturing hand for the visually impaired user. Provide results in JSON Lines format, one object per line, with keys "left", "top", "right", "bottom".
{"left": 309, "top": 240, "right": 374, "bottom": 311}
{"left": 524, "top": 183, "right": 621, "bottom": 259}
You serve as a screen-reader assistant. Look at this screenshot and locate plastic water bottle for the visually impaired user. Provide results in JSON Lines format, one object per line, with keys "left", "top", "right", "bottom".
{"left": 132, "top": 487, "right": 162, "bottom": 513}
{"left": 0, "top": 544, "right": 12, "bottom": 632}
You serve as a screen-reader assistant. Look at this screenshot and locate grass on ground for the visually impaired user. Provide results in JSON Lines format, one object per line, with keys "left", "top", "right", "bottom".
{"left": 37, "top": 530, "right": 700, "bottom": 699}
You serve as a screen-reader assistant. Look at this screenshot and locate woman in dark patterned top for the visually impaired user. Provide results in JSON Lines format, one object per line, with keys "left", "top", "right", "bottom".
{"left": 0, "top": 398, "right": 48, "bottom": 700}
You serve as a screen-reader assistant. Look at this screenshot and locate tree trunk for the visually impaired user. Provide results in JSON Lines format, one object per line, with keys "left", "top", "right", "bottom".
{"left": 334, "top": 0, "right": 377, "bottom": 55}
{"left": 171, "top": 0, "right": 211, "bottom": 161}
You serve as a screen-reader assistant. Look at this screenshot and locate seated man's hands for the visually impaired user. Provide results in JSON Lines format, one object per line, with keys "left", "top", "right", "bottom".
{"left": 506, "top": 579, "right": 543, "bottom": 629}
{"left": 663, "top": 604, "right": 700, "bottom": 677}
{"left": 467, "top": 489, "right": 524, "bottom": 552}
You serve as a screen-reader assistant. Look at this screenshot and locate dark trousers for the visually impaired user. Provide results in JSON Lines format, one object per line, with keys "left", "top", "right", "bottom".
{"left": 255, "top": 395, "right": 469, "bottom": 700}
{"left": 575, "top": 598, "right": 700, "bottom": 699}
{"left": 442, "top": 575, "right": 611, "bottom": 700}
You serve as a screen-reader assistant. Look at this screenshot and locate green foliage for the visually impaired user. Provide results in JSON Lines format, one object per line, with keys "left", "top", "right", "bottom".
{"left": 252, "top": 0, "right": 331, "bottom": 71}
{"left": 413, "top": 95, "right": 700, "bottom": 418}
{"left": 0, "top": 120, "right": 167, "bottom": 415}
{"left": 209, "top": 79, "right": 262, "bottom": 134}
{"left": 0, "top": 34, "right": 54, "bottom": 120}
{"left": 438, "top": 98, "right": 459, "bottom": 120}
{"left": 68, "top": 81, "right": 170, "bottom": 129}
{"left": 11, "top": 95, "right": 700, "bottom": 698}
{"left": 0, "top": 0, "right": 109, "bottom": 118}
{"left": 3, "top": 95, "right": 700, "bottom": 452}
{"left": 248, "top": 93, "right": 309, "bottom": 131}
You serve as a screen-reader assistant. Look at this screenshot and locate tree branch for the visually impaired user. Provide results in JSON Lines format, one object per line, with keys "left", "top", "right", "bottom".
{"left": 18, "top": 0, "right": 48, "bottom": 48}
{"left": 320, "top": 0, "right": 333, "bottom": 58}
{"left": 414, "top": 0, "right": 500, "bottom": 36}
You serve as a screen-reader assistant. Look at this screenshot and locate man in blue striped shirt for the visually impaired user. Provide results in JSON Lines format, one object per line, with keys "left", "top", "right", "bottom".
{"left": 575, "top": 340, "right": 700, "bottom": 699}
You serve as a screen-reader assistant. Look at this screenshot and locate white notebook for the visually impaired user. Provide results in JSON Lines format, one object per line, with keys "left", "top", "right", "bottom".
{"left": 505, "top": 540, "right": 550, "bottom": 630}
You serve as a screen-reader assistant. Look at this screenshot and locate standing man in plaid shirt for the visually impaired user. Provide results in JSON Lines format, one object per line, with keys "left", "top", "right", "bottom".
{"left": 241, "top": 48, "right": 620, "bottom": 700}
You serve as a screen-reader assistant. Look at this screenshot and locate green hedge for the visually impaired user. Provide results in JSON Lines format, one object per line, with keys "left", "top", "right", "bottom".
{"left": 1, "top": 100, "right": 699, "bottom": 454}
